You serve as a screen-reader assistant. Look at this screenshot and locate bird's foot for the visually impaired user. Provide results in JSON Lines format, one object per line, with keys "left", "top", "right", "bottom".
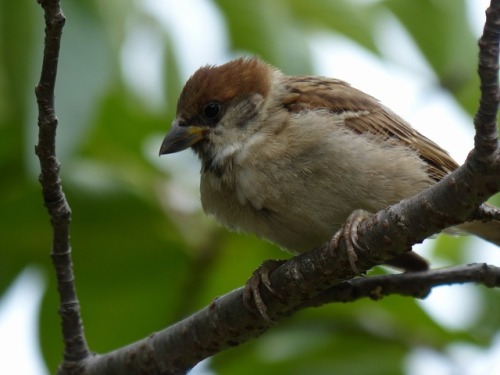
{"left": 243, "top": 259, "right": 287, "bottom": 323}
{"left": 329, "top": 209, "right": 371, "bottom": 273}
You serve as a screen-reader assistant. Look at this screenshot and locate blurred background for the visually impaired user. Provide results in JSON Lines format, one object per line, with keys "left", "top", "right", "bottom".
{"left": 1, "top": 0, "right": 500, "bottom": 374}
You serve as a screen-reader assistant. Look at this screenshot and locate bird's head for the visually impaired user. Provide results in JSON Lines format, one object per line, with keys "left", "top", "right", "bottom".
{"left": 159, "top": 58, "right": 275, "bottom": 171}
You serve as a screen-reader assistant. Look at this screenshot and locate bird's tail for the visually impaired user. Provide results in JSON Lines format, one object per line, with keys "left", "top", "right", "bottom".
{"left": 459, "top": 220, "right": 500, "bottom": 247}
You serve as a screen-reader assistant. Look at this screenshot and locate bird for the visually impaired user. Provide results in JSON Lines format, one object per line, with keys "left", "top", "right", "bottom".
{"left": 159, "top": 57, "right": 500, "bottom": 318}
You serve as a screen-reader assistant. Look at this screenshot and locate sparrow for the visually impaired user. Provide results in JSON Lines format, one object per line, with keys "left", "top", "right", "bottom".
{"left": 159, "top": 57, "right": 500, "bottom": 316}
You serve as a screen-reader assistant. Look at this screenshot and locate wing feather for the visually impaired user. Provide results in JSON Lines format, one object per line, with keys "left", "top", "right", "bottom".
{"left": 282, "top": 76, "right": 458, "bottom": 181}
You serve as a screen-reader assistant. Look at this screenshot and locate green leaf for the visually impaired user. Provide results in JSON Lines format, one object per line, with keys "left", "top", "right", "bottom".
{"left": 383, "top": 0, "right": 479, "bottom": 114}
{"left": 213, "top": 0, "right": 313, "bottom": 74}
{"left": 286, "top": 0, "right": 380, "bottom": 53}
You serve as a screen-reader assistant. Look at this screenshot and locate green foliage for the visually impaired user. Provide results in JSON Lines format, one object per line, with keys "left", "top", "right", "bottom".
{"left": 1, "top": 0, "right": 498, "bottom": 373}
{"left": 383, "top": 0, "right": 479, "bottom": 113}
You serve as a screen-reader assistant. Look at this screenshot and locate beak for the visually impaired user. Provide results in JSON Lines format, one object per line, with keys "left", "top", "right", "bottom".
{"left": 159, "top": 120, "right": 208, "bottom": 155}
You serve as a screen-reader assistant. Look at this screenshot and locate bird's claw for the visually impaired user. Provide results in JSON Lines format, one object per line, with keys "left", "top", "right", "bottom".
{"left": 243, "top": 259, "right": 287, "bottom": 324}
{"left": 329, "top": 210, "right": 371, "bottom": 273}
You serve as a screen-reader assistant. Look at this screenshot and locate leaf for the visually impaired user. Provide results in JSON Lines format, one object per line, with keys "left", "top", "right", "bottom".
{"left": 213, "top": 0, "right": 313, "bottom": 74}
{"left": 383, "top": 0, "right": 479, "bottom": 114}
{"left": 286, "top": 0, "right": 380, "bottom": 53}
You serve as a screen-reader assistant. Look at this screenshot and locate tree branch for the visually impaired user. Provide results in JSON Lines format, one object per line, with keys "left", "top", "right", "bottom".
{"left": 34, "top": 0, "right": 91, "bottom": 371}
{"left": 79, "top": 263, "right": 500, "bottom": 374}
{"left": 475, "top": 3, "right": 500, "bottom": 160}
{"left": 300, "top": 263, "right": 500, "bottom": 309}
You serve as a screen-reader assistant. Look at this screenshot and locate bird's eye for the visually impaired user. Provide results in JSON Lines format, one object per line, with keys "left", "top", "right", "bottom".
{"left": 203, "top": 102, "right": 222, "bottom": 120}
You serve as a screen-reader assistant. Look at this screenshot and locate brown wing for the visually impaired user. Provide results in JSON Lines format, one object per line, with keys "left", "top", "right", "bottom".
{"left": 282, "top": 76, "right": 458, "bottom": 181}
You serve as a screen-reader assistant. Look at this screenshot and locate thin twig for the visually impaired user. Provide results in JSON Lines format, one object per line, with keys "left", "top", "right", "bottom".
{"left": 474, "top": 1, "right": 500, "bottom": 160}
{"left": 300, "top": 263, "right": 500, "bottom": 309}
{"left": 34, "top": 0, "right": 90, "bottom": 369}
